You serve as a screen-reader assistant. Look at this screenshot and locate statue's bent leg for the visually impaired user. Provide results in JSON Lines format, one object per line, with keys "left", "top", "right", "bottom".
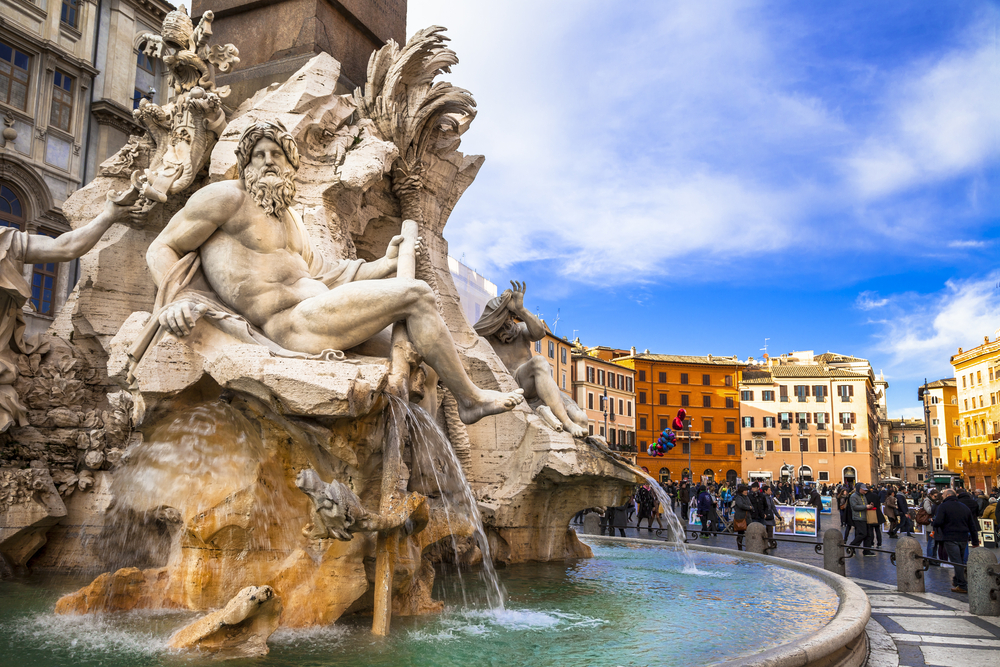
{"left": 266, "top": 279, "right": 522, "bottom": 424}
{"left": 517, "top": 358, "right": 587, "bottom": 438}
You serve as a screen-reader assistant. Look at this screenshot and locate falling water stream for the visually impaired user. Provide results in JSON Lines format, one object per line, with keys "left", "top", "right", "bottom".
{"left": 633, "top": 469, "right": 700, "bottom": 572}
{"left": 402, "top": 398, "right": 506, "bottom": 610}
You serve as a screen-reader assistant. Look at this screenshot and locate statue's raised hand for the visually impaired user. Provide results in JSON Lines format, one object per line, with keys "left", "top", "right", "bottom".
{"left": 385, "top": 233, "right": 423, "bottom": 273}
{"left": 509, "top": 280, "right": 526, "bottom": 310}
{"left": 158, "top": 301, "right": 208, "bottom": 337}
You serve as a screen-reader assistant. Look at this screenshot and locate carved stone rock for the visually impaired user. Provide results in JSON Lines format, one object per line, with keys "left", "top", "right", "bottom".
{"left": 168, "top": 585, "right": 282, "bottom": 658}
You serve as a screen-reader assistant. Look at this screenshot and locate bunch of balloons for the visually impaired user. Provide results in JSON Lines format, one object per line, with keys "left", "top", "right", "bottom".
{"left": 647, "top": 427, "right": 677, "bottom": 457}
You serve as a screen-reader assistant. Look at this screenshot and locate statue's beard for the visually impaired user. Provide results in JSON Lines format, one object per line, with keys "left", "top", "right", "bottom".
{"left": 244, "top": 164, "right": 296, "bottom": 217}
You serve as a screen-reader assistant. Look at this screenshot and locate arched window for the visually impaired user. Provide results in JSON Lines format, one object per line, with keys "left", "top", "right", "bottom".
{"left": 726, "top": 469, "right": 737, "bottom": 484}
{"left": 799, "top": 465, "right": 813, "bottom": 480}
{"left": 659, "top": 467, "right": 670, "bottom": 483}
{"left": 842, "top": 467, "right": 857, "bottom": 484}
{"left": 681, "top": 467, "right": 691, "bottom": 481}
{"left": 0, "top": 184, "right": 25, "bottom": 229}
{"left": 703, "top": 468, "right": 715, "bottom": 481}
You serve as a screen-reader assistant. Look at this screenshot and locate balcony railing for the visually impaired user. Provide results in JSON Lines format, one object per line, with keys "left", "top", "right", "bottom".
{"left": 780, "top": 423, "right": 791, "bottom": 430}
{"left": 797, "top": 422, "right": 809, "bottom": 430}
{"left": 841, "top": 422, "right": 854, "bottom": 430}
{"left": 817, "top": 423, "right": 827, "bottom": 430}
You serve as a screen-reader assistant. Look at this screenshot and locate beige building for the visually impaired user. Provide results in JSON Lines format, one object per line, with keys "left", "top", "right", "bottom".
{"left": 1, "top": 0, "right": 170, "bottom": 336}
{"left": 886, "top": 418, "right": 929, "bottom": 483}
{"left": 917, "top": 378, "right": 961, "bottom": 478}
{"left": 739, "top": 351, "right": 883, "bottom": 486}
{"left": 571, "top": 345, "right": 635, "bottom": 452}
{"left": 529, "top": 325, "right": 573, "bottom": 400}
{"left": 951, "top": 334, "right": 1000, "bottom": 492}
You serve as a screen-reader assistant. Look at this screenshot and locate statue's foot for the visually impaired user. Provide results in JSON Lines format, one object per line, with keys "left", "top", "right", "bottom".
{"left": 458, "top": 388, "right": 524, "bottom": 424}
{"left": 565, "top": 423, "right": 589, "bottom": 439}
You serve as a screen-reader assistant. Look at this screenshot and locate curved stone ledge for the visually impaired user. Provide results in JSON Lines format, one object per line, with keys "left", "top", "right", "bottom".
{"left": 580, "top": 535, "right": 870, "bottom": 667}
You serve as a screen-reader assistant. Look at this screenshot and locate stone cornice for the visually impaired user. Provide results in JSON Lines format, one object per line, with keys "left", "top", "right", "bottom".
{"left": 0, "top": 17, "right": 100, "bottom": 77}
{"left": 91, "top": 99, "right": 143, "bottom": 136}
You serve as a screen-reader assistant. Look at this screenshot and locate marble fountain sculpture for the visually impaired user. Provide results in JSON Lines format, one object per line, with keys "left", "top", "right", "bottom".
{"left": 0, "top": 16, "right": 642, "bottom": 656}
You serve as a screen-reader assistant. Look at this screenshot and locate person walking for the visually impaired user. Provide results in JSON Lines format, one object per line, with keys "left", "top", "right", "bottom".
{"left": 885, "top": 486, "right": 899, "bottom": 537}
{"left": 896, "top": 487, "right": 912, "bottom": 536}
{"left": 762, "top": 486, "right": 778, "bottom": 543}
{"left": 932, "top": 488, "right": 981, "bottom": 594}
{"left": 733, "top": 485, "right": 753, "bottom": 551}
{"left": 849, "top": 483, "right": 874, "bottom": 556}
{"left": 636, "top": 484, "right": 656, "bottom": 531}
{"left": 838, "top": 488, "right": 853, "bottom": 541}
{"left": 808, "top": 485, "right": 823, "bottom": 539}
{"left": 697, "top": 485, "right": 714, "bottom": 537}
{"left": 865, "top": 485, "right": 884, "bottom": 549}
{"left": 922, "top": 489, "right": 942, "bottom": 563}
{"left": 680, "top": 481, "right": 691, "bottom": 524}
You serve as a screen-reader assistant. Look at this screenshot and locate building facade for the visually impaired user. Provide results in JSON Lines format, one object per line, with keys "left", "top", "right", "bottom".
{"left": 951, "top": 335, "right": 1000, "bottom": 492}
{"left": 918, "top": 378, "right": 961, "bottom": 479}
{"left": 570, "top": 346, "right": 635, "bottom": 453}
{"left": 447, "top": 255, "right": 497, "bottom": 329}
{"left": 615, "top": 353, "right": 743, "bottom": 484}
{"left": 1, "top": 0, "right": 170, "bottom": 336}
{"left": 529, "top": 327, "right": 573, "bottom": 400}
{"left": 886, "top": 418, "right": 930, "bottom": 483}
{"left": 739, "top": 351, "right": 882, "bottom": 486}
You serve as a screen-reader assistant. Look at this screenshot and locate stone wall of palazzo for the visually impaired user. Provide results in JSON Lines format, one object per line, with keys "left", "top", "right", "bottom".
{"left": 0, "top": 0, "right": 171, "bottom": 339}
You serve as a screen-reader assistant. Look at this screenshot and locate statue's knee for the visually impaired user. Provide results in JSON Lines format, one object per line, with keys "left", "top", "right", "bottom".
{"left": 406, "top": 280, "right": 435, "bottom": 306}
{"left": 528, "top": 356, "right": 549, "bottom": 373}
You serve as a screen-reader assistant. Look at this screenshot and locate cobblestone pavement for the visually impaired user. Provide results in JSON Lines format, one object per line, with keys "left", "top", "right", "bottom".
{"left": 575, "top": 508, "right": 1000, "bottom": 666}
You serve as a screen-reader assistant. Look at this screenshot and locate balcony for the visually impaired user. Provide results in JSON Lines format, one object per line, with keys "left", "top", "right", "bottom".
{"left": 797, "top": 396, "right": 807, "bottom": 402}
{"left": 841, "top": 422, "right": 854, "bottom": 430}
{"left": 780, "top": 396, "right": 789, "bottom": 402}
{"left": 797, "top": 422, "right": 809, "bottom": 431}
{"left": 817, "top": 423, "right": 827, "bottom": 430}
{"left": 780, "top": 422, "right": 791, "bottom": 430}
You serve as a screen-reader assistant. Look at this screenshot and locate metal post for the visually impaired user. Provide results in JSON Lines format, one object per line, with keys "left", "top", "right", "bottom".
{"left": 923, "top": 379, "right": 933, "bottom": 479}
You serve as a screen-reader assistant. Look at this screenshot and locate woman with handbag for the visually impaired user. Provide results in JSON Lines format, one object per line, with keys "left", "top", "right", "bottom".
{"left": 733, "top": 485, "right": 753, "bottom": 551}
{"left": 885, "top": 486, "right": 898, "bottom": 537}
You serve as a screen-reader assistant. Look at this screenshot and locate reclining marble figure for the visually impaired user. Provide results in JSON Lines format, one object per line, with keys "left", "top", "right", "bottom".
{"left": 474, "top": 282, "right": 589, "bottom": 438}
{"left": 139, "top": 120, "right": 522, "bottom": 423}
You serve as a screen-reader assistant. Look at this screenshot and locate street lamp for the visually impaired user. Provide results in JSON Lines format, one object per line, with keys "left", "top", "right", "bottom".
{"left": 921, "top": 378, "right": 933, "bottom": 482}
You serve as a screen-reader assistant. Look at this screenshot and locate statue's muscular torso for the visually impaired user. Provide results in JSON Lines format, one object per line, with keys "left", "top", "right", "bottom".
{"left": 154, "top": 180, "right": 327, "bottom": 329}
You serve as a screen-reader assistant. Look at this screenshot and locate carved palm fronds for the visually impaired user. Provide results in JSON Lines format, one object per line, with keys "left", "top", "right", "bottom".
{"left": 354, "top": 26, "right": 476, "bottom": 217}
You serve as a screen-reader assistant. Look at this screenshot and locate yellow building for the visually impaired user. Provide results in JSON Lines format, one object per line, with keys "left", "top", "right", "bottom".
{"left": 917, "top": 378, "right": 961, "bottom": 480}
{"left": 614, "top": 352, "right": 743, "bottom": 484}
{"left": 950, "top": 335, "right": 1000, "bottom": 492}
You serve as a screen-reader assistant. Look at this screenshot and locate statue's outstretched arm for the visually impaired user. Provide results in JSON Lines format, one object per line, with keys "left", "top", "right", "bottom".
{"left": 146, "top": 182, "right": 243, "bottom": 285}
{"left": 23, "top": 199, "right": 132, "bottom": 264}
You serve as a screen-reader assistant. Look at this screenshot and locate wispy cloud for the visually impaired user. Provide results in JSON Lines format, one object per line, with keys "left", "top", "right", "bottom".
{"left": 864, "top": 271, "right": 1000, "bottom": 381}
{"left": 947, "top": 239, "right": 992, "bottom": 249}
{"left": 856, "top": 291, "right": 889, "bottom": 310}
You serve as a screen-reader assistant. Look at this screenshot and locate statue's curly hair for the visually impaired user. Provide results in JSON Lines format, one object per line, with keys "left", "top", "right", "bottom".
{"left": 234, "top": 120, "right": 300, "bottom": 176}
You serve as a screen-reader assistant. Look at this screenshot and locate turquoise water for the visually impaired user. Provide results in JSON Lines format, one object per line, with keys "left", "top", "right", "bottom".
{"left": 0, "top": 541, "right": 838, "bottom": 667}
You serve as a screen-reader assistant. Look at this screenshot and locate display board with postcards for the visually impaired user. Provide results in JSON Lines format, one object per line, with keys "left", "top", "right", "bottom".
{"left": 980, "top": 518, "right": 996, "bottom": 546}
{"left": 820, "top": 496, "right": 833, "bottom": 514}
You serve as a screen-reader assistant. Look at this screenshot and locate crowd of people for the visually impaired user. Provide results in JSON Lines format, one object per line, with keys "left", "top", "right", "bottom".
{"left": 578, "top": 477, "right": 997, "bottom": 596}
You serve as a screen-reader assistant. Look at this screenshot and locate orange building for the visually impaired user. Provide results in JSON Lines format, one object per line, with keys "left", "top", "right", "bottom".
{"left": 614, "top": 353, "right": 744, "bottom": 484}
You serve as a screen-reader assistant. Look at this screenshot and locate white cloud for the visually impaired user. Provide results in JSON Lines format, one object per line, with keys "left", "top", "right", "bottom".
{"left": 947, "top": 239, "right": 992, "bottom": 249}
{"left": 856, "top": 291, "right": 889, "bottom": 310}
{"left": 406, "top": 2, "right": 1000, "bottom": 286}
{"left": 844, "top": 23, "right": 1000, "bottom": 199}
{"left": 866, "top": 271, "right": 1000, "bottom": 380}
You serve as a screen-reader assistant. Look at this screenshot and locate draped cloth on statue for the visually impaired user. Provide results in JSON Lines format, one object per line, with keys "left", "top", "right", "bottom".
{"left": 0, "top": 227, "right": 42, "bottom": 432}
{"left": 127, "top": 210, "right": 369, "bottom": 386}
{"left": 472, "top": 290, "right": 513, "bottom": 337}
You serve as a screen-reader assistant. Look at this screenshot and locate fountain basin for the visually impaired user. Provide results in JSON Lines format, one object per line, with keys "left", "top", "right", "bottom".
{"left": 0, "top": 537, "right": 867, "bottom": 666}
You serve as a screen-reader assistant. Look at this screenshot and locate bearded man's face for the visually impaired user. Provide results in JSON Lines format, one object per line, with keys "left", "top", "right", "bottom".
{"left": 243, "top": 138, "right": 296, "bottom": 217}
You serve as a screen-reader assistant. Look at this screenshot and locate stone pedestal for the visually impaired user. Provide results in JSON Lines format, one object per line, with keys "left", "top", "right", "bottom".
{"left": 967, "top": 547, "right": 1000, "bottom": 616}
{"left": 896, "top": 537, "right": 925, "bottom": 593}
{"left": 191, "top": 0, "right": 405, "bottom": 108}
{"left": 745, "top": 522, "right": 767, "bottom": 554}
{"left": 823, "top": 529, "right": 845, "bottom": 576}
{"left": 583, "top": 513, "right": 601, "bottom": 536}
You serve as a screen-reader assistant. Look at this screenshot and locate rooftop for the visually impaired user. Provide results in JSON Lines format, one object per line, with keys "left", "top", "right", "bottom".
{"left": 740, "top": 366, "right": 870, "bottom": 383}
{"left": 616, "top": 353, "right": 744, "bottom": 366}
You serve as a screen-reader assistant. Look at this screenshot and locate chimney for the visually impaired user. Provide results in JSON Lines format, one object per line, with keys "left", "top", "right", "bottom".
{"left": 707, "top": 353, "right": 712, "bottom": 362}
{"left": 630, "top": 346, "right": 636, "bottom": 355}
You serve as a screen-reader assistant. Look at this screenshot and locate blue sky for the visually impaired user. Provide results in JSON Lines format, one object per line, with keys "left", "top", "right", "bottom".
{"left": 406, "top": 1, "right": 1000, "bottom": 419}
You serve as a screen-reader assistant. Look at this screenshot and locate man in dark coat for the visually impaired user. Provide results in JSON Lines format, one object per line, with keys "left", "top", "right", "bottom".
{"left": 749, "top": 482, "right": 766, "bottom": 524}
{"left": 932, "top": 489, "right": 980, "bottom": 593}
{"left": 896, "top": 488, "right": 912, "bottom": 536}
{"left": 956, "top": 487, "right": 980, "bottom": 518}
{"left": 865, "top": 486, "right": 885, "bottom": 548}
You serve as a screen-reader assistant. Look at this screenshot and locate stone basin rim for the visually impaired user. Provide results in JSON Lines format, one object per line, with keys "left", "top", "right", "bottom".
{"left": 579, "top": 535, "right": 871, "bottom": 667}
